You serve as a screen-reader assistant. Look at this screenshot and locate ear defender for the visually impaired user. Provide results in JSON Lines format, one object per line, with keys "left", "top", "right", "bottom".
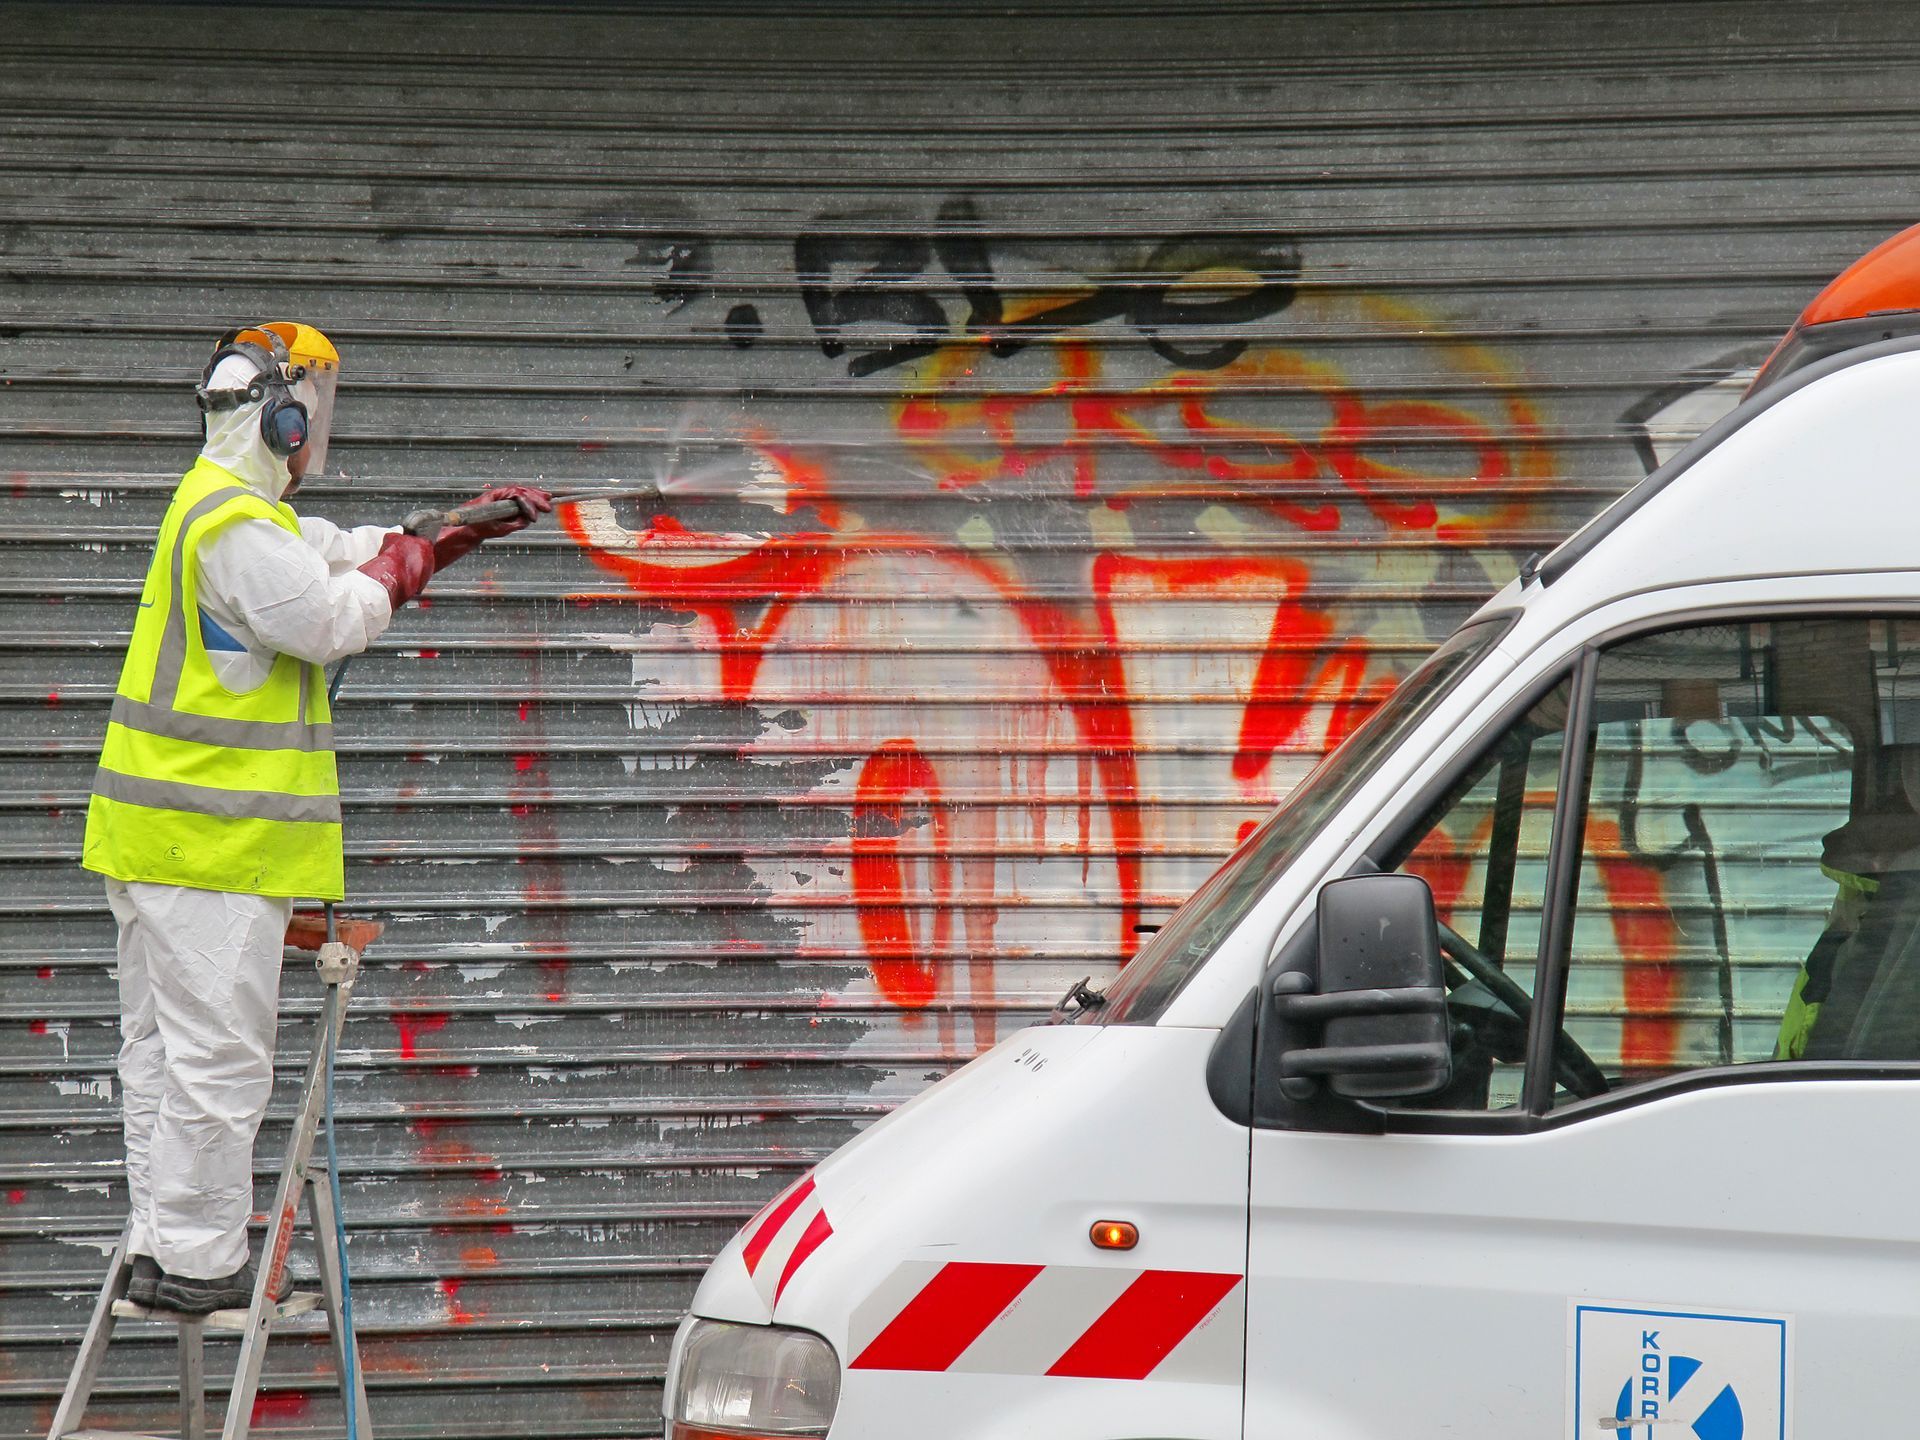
{"left": 195, "top": 328, "right": 311, "bottom": 459}
{"left": 258, "top": 390, "right": 310, "bottom": 457}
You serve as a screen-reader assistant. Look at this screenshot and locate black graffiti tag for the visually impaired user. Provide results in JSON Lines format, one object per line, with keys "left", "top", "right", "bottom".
{"left": 797, "top": 198, "right": 1303, "bottom": 378}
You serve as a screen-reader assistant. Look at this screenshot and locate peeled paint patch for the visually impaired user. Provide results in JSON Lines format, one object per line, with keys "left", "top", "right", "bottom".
{"left": 56, "top": 1235, "right": 118, "bottom": 1256}
{"left": 36, "top": 1019, "right": 71, "bottom": 1058}
{"left": 456, "top": 963, "right": 507, "bottom": 982}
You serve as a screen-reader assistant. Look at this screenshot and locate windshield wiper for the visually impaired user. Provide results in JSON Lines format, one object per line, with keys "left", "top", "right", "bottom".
{"left": 1049, "top": 976, "right": 1108, "bottom": 1023}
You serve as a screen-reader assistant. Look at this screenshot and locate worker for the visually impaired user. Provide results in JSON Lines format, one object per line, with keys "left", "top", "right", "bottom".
{"left": 1793, "top": 744, "right": 1920, "bottom": 1060}
{"left": 1772, "top": 865, "right": 1873, "bottom": 1060}
{"left": 80, "top": 323, "right": 551, "bottom": 1314}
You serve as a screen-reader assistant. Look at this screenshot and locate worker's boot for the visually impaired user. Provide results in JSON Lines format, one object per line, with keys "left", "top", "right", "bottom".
{"left": 153, "top": 1262, "right": 291, "bottom": 1315}
{"left": 125, "top": 1254, "right": 161, "bottom": 1307}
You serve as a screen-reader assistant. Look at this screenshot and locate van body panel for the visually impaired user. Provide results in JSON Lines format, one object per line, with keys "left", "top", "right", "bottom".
{"left": 1248, "top": 1079, "right": 1920, "bottom": 1436}
{"left": 691, "top": 1025, "right": 1251, "bottom": 1440}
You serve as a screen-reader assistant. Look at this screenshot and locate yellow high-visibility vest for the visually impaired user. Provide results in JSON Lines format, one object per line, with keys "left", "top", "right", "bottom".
{"left": 82, "top": 458, "right": 343, "bottom": 899}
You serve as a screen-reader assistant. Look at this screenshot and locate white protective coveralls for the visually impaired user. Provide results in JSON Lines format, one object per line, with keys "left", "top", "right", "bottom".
{"left": 114, "top": 354, "right": 394, "bottom": 1279}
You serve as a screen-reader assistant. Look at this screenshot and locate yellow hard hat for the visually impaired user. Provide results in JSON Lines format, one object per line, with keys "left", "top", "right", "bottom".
{"left": 256, "top": 321, "right": 339, "bottom": 375}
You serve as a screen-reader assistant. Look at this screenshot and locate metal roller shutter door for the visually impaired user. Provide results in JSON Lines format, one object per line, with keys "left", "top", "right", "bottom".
{"left": 3, "top": 2, "right": 1917, "bottom": 1435}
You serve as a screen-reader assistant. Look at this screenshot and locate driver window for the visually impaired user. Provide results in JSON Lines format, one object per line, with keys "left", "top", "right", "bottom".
{"left": 1391, "top": 678, "right": 1573, "bottom": 1110}
{"left": 1554, "top": 617, "right": 1914, "bottom": 1107}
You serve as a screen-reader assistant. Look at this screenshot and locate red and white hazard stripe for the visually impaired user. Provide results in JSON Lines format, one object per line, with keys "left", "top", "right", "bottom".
{"left": 739, "top": 1175, "right": 835, "bottom": 1308}
{"left": 847, "top": 1261, "right": 1243, "bottom": 1384}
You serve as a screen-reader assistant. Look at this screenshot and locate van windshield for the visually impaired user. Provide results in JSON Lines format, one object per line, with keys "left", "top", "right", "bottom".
{"left": 1099, "top": 616, "right": 1512, "bottom": 1024}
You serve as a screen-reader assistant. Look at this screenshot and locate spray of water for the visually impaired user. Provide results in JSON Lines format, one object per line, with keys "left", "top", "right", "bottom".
{"left": 549, "top": 403, "right": 942, "bottom": 514}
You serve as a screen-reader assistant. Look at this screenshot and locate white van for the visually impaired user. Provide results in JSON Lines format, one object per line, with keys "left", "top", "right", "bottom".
{"left": 661, "top": 230, "right": 1920, "bottom": 1440}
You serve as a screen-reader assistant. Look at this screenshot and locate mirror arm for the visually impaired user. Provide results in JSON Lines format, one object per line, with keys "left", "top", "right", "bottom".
{"left": 1271, "top": 971, "right": 1446, "bottom": 1023}
{"left": 1279, "top": 1041, "right": 1454, "bottom": 1080}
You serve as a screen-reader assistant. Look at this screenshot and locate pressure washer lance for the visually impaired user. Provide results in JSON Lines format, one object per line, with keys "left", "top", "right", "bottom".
{"left": 398, "top": 483, "right": 668, "bottom": 540}
{"left": 328, "top": 484, "right": 686, "bottom": 703}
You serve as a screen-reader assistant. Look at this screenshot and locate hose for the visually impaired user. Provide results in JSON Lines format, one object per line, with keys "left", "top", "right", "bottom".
{"left": 325, "top": 907, "right": 360, "bottom": 1438}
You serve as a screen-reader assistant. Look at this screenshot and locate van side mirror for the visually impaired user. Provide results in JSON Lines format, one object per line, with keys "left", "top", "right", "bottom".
{"left": 1269, "top": 873, "right": 1451, "bottom": 1101}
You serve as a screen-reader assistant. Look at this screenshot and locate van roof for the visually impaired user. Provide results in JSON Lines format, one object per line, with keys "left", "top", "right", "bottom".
{"left": 1532, "top": 224, "right": 1920, "bottom": 597}
{"left": 1536, "top": 331, "right": 1920, "bottom": 597}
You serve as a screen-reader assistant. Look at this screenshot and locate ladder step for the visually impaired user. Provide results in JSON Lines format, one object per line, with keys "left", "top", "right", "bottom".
{"left": 109, "top": 1292, "right": 322, "bottom": 1332}
{"left": 57, "top": 1431, "right": 175, "bottom": 1439}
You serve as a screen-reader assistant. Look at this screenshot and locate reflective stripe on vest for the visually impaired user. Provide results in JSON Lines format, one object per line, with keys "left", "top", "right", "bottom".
{"left": 82, "top": 459, "right": 344, "bottom": 901}
{"left": 108, "top": 694, "right": 334, "bottom": 751}
{"left": 92, "top": 768, "right": 343, "bottom": 824}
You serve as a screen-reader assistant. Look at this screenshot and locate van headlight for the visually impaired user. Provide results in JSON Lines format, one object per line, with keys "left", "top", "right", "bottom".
{"left": 665, "top": 1318, "right": 841, "bottom": 1439}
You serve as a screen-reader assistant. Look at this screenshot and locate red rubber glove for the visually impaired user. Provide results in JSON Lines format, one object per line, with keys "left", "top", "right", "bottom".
{"left": 358, "top": 531, "right": 436, "bottom": 609}
{"left": 432, "top": 485, "right": 554, "bottom": 569}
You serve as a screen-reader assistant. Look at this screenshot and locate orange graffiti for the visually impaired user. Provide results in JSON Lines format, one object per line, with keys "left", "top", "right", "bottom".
{"left": 895, "top": 325, "right": 1550, "bottom": 545}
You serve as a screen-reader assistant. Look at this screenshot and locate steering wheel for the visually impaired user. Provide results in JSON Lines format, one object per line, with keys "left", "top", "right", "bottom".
{"left": 1436, "top": 920, "right": 1610, "bottom": 1101}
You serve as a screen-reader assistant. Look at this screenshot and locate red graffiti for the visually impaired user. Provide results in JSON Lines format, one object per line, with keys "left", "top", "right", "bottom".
{"left": 249, "top": 1391, "right": 311, "bottom": 1424}
{"left": 1091, "top": 553, "right": 1394, "bottom": 781}
{"left": 1398, "top": 813, "right": 1498, "bottom": 931}
{"left": 439, "top": 1275, "right": 482, "bottom": 1326}
{"left": 563, "top": 488, "right": 1151, "bottom": 972}
{"left": 557, "top": 318, "right": 1549, "bottom": 1024}
{"left": 898, "top": 339, "right": 1547, "bottom": 544}
{"left": 391, "top": 1011, "right": 448, "bottom": 1062}
{"left": 450, "top": 1193, "right": 512, "bottom": 1219}
{"left": 852, "top": 740, "right": 948, "bottom": 1009}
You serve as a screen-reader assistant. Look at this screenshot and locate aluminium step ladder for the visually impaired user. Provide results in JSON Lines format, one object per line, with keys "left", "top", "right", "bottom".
{"left": 48, "top": 934, "right": 373, "bottom": 1440}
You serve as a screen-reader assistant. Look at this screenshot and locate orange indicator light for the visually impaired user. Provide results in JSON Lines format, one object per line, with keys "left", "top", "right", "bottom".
{"left": 1090, "top": 1220, "right": 1139, "bottom": 1251}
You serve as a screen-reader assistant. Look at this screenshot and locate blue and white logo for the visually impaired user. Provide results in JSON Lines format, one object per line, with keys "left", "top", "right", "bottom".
{"left": 1610, "top": 1341, "right": 1743, "bottom": 1440}
{"left": 1572, "top": 1302, "right": 1789, "bottom": 1440}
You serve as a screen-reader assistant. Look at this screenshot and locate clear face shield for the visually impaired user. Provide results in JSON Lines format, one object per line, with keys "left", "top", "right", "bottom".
{"left": 290, "top": 360, "right": 339, "bottom": 477}
{"left": 255, "top": 320, "right": 341, "bottom": 479}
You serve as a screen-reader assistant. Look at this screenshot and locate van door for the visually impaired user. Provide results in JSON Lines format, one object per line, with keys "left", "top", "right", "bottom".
{"left": 1245, "top": 614, "right": 1920, "bottom": 1439}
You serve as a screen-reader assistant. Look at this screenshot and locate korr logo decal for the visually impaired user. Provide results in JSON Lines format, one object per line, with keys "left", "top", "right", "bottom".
{"left": 1571, "top": 1302, "right": 1789, "bottom": 1440}
{"left": 1610, "top": 1330, "right": 1742, "bottom": 1440}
